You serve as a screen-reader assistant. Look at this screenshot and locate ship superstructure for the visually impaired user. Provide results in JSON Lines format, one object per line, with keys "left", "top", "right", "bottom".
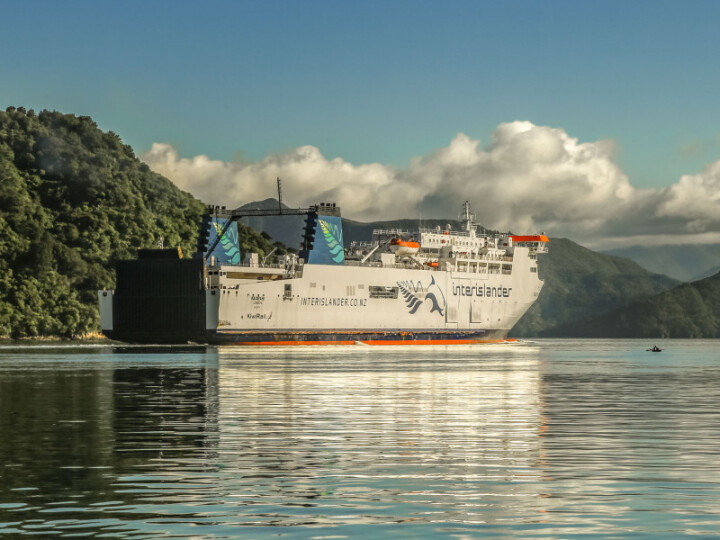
{"left": 99, "top": 200, "right": 547, "bottom": 345}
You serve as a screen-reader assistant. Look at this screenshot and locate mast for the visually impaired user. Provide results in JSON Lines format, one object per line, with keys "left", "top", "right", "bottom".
{"left": 276, "top": 177, "right": 283, "bottom": 215}
{"left": 461, "top": 201, "right": 475, "bottom": 234}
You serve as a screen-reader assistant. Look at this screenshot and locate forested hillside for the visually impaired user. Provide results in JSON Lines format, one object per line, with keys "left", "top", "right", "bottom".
{"left": 511, "top": 238, "right": 679, "bottom": 336}
{"left": 553, "top": 270, "right": 720, "bottom": 338}
{"left": 0, "top": 107, "right": 276, "bottom": 339}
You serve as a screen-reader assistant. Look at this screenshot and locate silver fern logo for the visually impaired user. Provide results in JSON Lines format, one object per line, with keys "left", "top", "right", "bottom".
{"left": 318, "top": 219, "right": 344, "bottom": 263}
{"left": 398, "top": 276, "right": 446, "bottom": 316}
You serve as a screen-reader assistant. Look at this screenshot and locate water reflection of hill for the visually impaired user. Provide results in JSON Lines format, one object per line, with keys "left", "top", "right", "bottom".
{"left": 0, "top": 348, "right": 219, "bottom": 514}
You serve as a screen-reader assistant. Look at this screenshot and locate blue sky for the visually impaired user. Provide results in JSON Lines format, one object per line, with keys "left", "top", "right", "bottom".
{"left": 2, "top": 0, "right": 720, "bottom": 192}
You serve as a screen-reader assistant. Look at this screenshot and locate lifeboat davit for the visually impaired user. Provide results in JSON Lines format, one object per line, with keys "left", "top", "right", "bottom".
{"left": 389, "top": 238, "right": 420, "bottom": 256}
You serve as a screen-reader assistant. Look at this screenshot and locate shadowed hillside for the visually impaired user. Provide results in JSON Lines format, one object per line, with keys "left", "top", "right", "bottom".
{"left": 511, "top": 238, "right": 679, "bottom": 337}
{"left": 553, "top": 270, "right": 720, "bottom": 338}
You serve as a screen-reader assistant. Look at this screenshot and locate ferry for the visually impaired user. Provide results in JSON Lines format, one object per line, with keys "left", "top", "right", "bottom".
{"left": 98, "top": 201, "right": 547, "bottom": 345}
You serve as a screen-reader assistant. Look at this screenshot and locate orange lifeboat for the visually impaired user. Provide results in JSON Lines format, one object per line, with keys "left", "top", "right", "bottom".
{"left": 510, "top": 235, "right": 549, "bottom": 243}
{"left": 389, "top": 238, "right": 420, "bottom": 256}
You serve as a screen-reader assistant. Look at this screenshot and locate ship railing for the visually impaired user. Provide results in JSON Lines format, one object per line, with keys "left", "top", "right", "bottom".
{"left": 211, "top": 262, "right": 289, "bottom": 270}
{"left": 419, "top": 228, "right": 472, "bottom": 237}
{"left": 456, "top": 254, "right": 513, "bottom": 262}
{"left": 419, "top": 250, "right": 513, "bottom": 262}
{"left": 344, "top": 260, "right": 425, "bottom": 270}
{"left": 372, "top": 228, "right": 410, "bottom": 236}
{"left": 343, "top": 252, "right": 515, "bottom": 269}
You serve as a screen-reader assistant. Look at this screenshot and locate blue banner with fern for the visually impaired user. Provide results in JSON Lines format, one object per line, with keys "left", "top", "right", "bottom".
{"left": 206, "top": 217, "right": 241, "bottom": 265}
{"left": 306, "top": 215, "right": 344, "bottom": 265}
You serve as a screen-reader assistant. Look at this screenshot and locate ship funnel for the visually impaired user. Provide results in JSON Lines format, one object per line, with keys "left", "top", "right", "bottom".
{"left": 196, "top": 214, "right": 241, "bottom": 265}
{"left": 299, "top": 204, "right": 344, "bottom": 265}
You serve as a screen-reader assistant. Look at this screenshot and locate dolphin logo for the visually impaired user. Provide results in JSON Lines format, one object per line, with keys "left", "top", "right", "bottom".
{"left": 425, "top": 276, "right": 446, "bottom": 316}
{"left": 398, "top": 276, "right": 446, "bottom": 317}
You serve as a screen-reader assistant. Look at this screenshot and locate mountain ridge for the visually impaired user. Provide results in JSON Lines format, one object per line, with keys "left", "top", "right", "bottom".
{"left": 602, "top": 243, "right": 720, "bottom": 282}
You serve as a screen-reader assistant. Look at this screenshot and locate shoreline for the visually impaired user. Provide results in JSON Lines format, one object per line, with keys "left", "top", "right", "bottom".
{"left": 0, "top": 332, "right": 113, "bottom": 345}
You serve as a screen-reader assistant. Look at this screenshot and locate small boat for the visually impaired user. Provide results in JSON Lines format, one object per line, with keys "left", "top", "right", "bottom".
{"left": 388, "top": 237, "right": 420, "bottom": 256}
{"left": 647, "top": 345, "right": 662, "bottom": 352}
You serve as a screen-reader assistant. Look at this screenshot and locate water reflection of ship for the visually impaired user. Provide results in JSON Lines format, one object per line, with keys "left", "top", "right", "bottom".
{"left": 112, "top": 363, "right": 220, "bottom": 465}
{"left": 214, "top": 346, "right": 547, "bottom": 523}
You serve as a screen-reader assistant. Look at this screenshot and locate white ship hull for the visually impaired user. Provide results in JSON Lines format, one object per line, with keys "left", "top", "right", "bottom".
{"left": 204, "top": 246, "right": 542, "bottom": 345}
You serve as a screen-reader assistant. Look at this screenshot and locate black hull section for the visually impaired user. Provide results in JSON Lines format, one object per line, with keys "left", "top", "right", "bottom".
{"left": 108, "top": 257, "right": 207, "bottom": 344}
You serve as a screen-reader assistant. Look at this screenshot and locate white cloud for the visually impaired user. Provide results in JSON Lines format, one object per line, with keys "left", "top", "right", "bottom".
{"left": 141, "top": 121, "right": 720, "bottom": 247}
{"left": 656, "top": 161, "right": 720, "bottom": 232}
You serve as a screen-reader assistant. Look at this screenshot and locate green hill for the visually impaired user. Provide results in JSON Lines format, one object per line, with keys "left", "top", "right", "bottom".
{"left": 553, "top": 270, "right": 720, "bottom": 338}
{"left": 511, "top": 238, "right": 679, "bottom": 337}
{"left": 0, "top": 107, "right": 277, "bottom": 339}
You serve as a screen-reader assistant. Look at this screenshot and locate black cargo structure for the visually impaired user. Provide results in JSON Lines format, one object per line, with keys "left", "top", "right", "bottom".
{"left": 110, "top": 253, "right": 206, "bottom": 343}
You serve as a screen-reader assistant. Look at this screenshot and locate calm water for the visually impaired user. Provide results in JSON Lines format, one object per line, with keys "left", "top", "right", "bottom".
{"left": 1, "top": 340, "right": 720, "bottom": 538}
